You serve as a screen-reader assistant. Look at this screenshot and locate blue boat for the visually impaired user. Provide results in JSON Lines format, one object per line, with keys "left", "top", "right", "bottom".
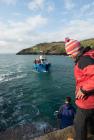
{"left": 33, "top": 63, "right": 51, "bottom": 72}
{"left": 32, "top": 55, "right": 51, "bottom": 72}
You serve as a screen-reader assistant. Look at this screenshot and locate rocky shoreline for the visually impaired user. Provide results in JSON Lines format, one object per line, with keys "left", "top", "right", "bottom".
{"left": 17, "top": 52, "right": 67, "bottom": 55}
{"left": 0, "top": 124, "right": 94, "bottom": 140}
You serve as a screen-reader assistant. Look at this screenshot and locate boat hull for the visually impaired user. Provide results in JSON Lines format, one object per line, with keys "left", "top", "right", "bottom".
{"left": 33, "top": 63, "right": 51, "bottom": 72}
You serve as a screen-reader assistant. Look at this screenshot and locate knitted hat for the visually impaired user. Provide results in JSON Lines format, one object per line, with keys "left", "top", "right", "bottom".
{"left": 65, "top": 96, "right": 71, "bottom": 103}
{"left": 64, "top": 37, "right": 81, "bottom": 57}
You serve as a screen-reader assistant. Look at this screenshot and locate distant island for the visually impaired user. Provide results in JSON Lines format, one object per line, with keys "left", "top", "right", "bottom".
{"left": 16, "top": 38, "right": 94, "bottom": 55}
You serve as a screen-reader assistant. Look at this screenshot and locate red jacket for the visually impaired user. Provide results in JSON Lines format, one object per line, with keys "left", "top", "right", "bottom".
{"left": 74, "top": 47, "right": 94, "bottom": 109}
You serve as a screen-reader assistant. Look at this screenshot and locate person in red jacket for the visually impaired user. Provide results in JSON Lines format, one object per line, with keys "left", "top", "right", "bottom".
{"left": 64, "top": 37, "right": 94, "bottom": 140}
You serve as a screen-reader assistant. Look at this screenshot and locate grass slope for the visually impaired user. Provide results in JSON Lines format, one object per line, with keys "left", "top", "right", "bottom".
{"left": 17, "top": 38, "right": 94, "bottom": 55}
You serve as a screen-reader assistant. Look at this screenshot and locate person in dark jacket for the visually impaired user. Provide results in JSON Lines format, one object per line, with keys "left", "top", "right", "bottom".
{"left": 57, "top": 97, "right": 76, "bottom": 129}
{"left": 64, "top": 37, "right": 94, "bottom": 140}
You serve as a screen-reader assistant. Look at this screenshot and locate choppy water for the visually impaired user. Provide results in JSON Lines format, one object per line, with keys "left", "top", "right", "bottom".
{"left": 0, "top": 54, "right": 75, "bottom": 131}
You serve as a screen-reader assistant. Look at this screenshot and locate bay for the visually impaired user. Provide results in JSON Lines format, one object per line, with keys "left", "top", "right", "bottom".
{"left": 0, "top": 54, "right": 75, "bottom": 131}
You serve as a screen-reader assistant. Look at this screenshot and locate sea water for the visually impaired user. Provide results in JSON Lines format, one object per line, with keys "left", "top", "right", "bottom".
{"left": 0, "top": 54, "right": 75, "bottom": 131}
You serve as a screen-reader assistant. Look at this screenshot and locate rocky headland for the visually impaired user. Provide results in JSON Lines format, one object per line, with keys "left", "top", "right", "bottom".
{"left": 16, "top": 38, "right": 94, "bottom": 55}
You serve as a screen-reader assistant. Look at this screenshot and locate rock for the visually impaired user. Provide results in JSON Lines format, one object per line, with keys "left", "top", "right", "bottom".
{"left": 0, "top": 125, "right": 94, "bottom": 140}
{"left": 33, "top": 126, "right": 74, "bottom": 140}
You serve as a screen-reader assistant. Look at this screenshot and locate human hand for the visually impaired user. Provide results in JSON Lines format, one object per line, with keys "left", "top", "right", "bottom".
{"left": 54, "top": 111, "right": 59, "bottom": 116}
{"left": 76, "top": 88, "right": 86, "bottom": 100}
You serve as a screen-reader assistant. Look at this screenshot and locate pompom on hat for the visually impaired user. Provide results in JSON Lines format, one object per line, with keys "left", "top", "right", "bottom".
{"left": 64, "top": 37, "right": 81, "bottom": 57}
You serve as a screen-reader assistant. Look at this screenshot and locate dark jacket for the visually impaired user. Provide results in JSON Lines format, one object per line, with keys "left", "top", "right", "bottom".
{"left": 74, "top": 47, "right": 94, "bottom": 109}
{"left": 58, "top": 103, "right": 76, "bottom": 129}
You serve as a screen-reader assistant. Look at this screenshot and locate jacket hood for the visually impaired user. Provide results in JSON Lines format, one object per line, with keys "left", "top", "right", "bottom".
{"left": 75, "top": 46, "right": 91, "bottom": 64}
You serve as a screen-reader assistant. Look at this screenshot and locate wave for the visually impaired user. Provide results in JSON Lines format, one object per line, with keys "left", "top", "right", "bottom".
{"left": 0, "top": 72, "right": 27, "bottom": 83}
{"left": 0, "top": 101, "right": 40, "bottom": 131}
{"left": 32, "top": 121, "right": 53, "bottom": 134}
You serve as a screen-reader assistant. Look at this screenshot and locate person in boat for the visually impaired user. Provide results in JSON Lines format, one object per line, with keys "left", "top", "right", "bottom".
{"left": 64, "top": 37, "right": 94, "bottom": 140}
{"left": 39, "top": 55, "right": 47, "bottom": 71}
{"left": 57, "top": 97, "right": 76, "bottom": 129}
{"left": 37, "top": 59, "right": 41, "bottom": 64}
{"left": 34, "top": 58, "right": 41, "bottom": 64}
{"left": 39, "top": 55, "right": 46, "bottom": 64}
{"left": 34, "top": 59, "right": 37, "bottom": 64}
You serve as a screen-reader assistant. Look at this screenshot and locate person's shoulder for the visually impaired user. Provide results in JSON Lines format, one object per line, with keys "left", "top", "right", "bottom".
{"left": 59, "top": 104, "right": 66, "bottom": 111}
{"left": 59, "top": 104, "right": 65, "bottom": 109}
{"left": 78, "top": 55, "right": 94, "bottom": 69}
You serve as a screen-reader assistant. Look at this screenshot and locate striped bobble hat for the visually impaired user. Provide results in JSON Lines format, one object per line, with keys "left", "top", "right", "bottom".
{"left": 65, "top": 37, "right": 81, "bottom": 57}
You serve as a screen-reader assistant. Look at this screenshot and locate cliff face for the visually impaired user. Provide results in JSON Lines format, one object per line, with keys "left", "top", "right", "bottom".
{"left": 16, "top": 38, "right": 94, "bottom": 55}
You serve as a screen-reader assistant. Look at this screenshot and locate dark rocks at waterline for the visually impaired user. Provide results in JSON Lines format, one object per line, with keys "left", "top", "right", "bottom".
{"left": 16, "top": 52, "right": 67, "bottom": 55}
{"left": 0, "top": 125, "right": 94, "bottom": 140}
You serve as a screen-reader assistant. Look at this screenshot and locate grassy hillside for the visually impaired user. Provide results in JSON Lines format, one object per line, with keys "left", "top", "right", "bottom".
{"left": 80, "top": 38, "right": 94, "bottom": 48}
{"left": 17, "top": 38, "right": 94, "bottom": 55}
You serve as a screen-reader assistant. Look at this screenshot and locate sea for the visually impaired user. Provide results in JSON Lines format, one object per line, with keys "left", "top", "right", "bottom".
{"left": 0, "top": 54, "right": 75, "bottom": 131}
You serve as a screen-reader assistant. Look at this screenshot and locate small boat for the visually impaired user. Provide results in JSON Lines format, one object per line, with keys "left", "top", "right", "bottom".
{"left": 32, "top": 55, "right": 51, "bottom": 72}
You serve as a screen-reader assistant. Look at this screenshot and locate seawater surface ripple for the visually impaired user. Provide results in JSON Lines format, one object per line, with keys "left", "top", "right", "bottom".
{"left": 0, "top": 54, "right": 75, "bottom": 131}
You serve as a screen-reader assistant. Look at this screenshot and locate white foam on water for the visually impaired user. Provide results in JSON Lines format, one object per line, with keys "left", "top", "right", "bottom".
{"left": 32, "top": 121, "right": 52, "bottom": 132}
{"left": 0, "top": 72, "right": 27, "bottom": 83}
{"left": 14, "top": 103, "right": 40, "bottom": 120}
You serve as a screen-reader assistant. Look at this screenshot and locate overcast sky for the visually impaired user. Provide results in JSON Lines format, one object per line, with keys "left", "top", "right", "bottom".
{"left": 0, "top": 0, "right": 94, "bottom": 53}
